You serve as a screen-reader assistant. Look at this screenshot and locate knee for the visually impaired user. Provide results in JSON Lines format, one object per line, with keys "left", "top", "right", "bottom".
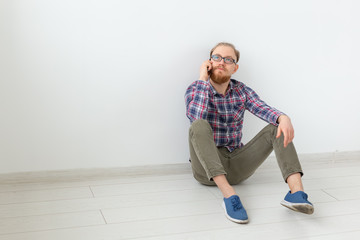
{"left": 189, "top": 119, "right": 213, "bottom": 138}
{"left": 266, "top": 123, "right": 277, "bottom": 131}
{"left": 265, "top": 123, "right": 278, "bottom": 137}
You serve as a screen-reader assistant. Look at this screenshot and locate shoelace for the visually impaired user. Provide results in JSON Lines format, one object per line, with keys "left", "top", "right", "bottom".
{"left": 231, "top": 197, "right": 243, "bottom": 211}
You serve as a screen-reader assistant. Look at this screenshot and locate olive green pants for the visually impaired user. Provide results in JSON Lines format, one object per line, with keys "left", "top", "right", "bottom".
{"left": 188, "top": 119, "right": 303, "bottom": 185}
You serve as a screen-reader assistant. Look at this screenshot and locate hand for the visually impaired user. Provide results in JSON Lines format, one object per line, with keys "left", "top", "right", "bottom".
{"left": 276, "top": 115, "right": 294, "bottom": 148}
{"left": 199, "top": 60, "right": 212, "bottom": 81}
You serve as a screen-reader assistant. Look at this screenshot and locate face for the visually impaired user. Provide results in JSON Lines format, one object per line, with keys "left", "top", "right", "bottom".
{"left": 210, "top": 45, "right": 239, "bottom": 84}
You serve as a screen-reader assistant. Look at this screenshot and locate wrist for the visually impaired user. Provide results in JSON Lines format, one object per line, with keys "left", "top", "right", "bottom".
{"left": 277, "top": 115, "right": 288, "bottom": 124}
{"left": 199, "top": 75, "right": 208, "bottom": 81}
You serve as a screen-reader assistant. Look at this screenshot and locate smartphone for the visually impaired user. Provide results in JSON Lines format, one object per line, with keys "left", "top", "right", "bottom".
{"left": 207, "top": 59, "right": 213, "bottom": 75}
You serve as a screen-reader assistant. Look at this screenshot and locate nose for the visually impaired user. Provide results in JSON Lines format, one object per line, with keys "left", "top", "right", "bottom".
{"left": 218, "top": 60, "right": 226, "bottom": 67}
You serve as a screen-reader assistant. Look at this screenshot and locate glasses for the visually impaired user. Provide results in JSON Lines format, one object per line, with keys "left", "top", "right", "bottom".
{"left": 210, "top": 54, "right": 236, "bottom": 64}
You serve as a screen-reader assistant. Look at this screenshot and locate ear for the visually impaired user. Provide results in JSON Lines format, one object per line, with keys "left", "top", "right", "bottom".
{"left": 232, "top": 64, "right": 239, "bottom": 74}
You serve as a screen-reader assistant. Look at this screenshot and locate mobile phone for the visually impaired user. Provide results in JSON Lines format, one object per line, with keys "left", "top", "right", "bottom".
{"left": 207, "top": 59, "right": 213, "bottom": 75}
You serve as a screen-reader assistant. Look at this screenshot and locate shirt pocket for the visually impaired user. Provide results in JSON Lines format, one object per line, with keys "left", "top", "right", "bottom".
{"left": 232, "top": 98, "right": 246, "bottom": 121}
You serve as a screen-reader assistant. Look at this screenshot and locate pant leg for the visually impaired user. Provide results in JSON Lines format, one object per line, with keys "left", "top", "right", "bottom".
{"left": 188, "top": 119, "right": 228, "bottom": 185}
{"left": 227, "top": 124, "right": 303, "bottom": 184}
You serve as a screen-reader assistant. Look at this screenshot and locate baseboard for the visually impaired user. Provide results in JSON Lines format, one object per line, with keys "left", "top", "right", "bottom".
{"left": 0, "top": 151, "right": 358, "bottom": 184}
{"left": 0, "top": 163, "right": 192, "bottom": 184}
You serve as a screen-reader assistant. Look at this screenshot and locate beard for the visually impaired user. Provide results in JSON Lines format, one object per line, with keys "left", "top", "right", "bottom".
{"left": 210, "top": 67, "right": 231, "bottom": 84}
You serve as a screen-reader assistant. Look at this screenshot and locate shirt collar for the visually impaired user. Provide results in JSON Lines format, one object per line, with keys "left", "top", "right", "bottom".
{"left": 209, "top": 79, "right": 235, "bottom": 96}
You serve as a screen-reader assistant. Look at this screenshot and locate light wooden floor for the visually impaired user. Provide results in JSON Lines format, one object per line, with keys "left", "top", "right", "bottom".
{"left": 1, "top": 151, "right": 360, "bottom": 240}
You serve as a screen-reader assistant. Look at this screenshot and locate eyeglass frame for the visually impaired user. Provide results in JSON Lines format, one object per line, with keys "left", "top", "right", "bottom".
{"left": 209, "top": 54, "right": 237, "bottom": 64}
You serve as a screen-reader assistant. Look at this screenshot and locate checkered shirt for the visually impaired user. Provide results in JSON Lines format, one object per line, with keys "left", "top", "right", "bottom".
{"left": 185, "top": 79, "right": 284, "bottom": 152}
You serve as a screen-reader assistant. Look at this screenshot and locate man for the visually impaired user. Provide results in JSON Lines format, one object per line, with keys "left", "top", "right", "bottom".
{"left": 184, "top": 42, "right": 314, "bottom": 224}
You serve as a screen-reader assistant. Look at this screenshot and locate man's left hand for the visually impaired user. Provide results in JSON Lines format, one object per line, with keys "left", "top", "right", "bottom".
{"left": 276, "top": 115, "right": 294, "bottom": 148}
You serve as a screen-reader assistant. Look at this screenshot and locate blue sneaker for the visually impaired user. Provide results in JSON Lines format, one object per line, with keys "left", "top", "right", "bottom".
{"left": 222, "top": 195, "right": 249, "bottom": 224}
{"left": 281, "top": 191, "right": 314, "bottom": 214}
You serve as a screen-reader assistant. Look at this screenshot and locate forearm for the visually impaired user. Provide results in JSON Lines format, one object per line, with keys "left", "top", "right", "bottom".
{"left": 185, "top": 80, "right": 210, "bottom": 122}
{"left": 248, "top": 102, "right": 285, "bottom": 126}
{"left": 244, "top": 85, "right": 285, "bottom": 126}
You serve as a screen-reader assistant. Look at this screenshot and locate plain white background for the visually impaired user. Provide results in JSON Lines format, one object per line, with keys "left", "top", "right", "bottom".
{"left": 0, "top": 0, "right": 359, "bottom": 174}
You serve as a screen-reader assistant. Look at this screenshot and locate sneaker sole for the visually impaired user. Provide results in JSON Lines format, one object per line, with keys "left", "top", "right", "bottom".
{"left": 280, "top": 200, "right": 314, "bottom": 214}
{"left": 222, "top": 202, "right": 249, "bottom": 224}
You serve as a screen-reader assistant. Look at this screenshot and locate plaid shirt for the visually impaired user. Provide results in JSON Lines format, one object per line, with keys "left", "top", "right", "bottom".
{"left": 185, "top": 79, "right": 284, "bottom": 152}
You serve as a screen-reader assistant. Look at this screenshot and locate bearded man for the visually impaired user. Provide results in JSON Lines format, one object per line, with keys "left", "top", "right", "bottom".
{"left": 184, "top": 42, "right": 314, "bottom": 224}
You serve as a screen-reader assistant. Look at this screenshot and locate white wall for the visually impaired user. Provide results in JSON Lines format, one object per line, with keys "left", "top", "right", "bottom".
{"left": 1, "top": 0, "right": 359, "bottom": 174}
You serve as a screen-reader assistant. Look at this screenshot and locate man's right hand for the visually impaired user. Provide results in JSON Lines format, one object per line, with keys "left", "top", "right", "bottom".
{"left": 199, "top": 60, "right": 212, "bottom": 81}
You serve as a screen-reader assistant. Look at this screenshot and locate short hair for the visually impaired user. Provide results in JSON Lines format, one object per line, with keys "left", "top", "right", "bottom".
{"left": 210, "top": 42, "right": 240, "bottom": 63}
